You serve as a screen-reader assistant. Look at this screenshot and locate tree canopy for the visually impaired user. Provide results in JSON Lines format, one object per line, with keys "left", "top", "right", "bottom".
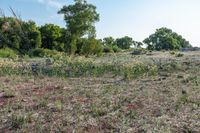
{"left": 143, "top": 27, "right": 191, "bottom": 50}
{"left": 116, "top": 36, "right": 134, "bottom": 49}
{"left": 39, "top": 24, "right": 64, "bottom": 51}
{"left": 103, "top": 37, "right": 116, "bottom": 47}
{"left": 0, "top": 17, "right": 41, "bottom": 53}
{"left": 58, "top": 0, "right": 100, "bottom": 54}
{"left": 0, "top": 4, "right": 195, "bottom": 57}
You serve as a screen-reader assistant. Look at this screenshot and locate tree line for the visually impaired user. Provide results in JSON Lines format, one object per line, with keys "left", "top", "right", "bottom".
{"left": 0, "top": 0, "right": 192, "bottom": 57}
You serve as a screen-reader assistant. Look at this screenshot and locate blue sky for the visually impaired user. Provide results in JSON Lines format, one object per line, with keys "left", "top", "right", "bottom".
{"left": 1, "top": 0, "right": 200, "bottom": 46}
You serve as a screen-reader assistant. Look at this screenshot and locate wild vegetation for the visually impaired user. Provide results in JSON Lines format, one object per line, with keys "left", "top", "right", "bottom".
{"left": 0, "top": 0, "right": 192, "bottom": 58}
{"left": 0, "top": 51, "right": 200, "bottom": 132}
{"left": 0, "top": 0, "right": 200, "bottom": 132}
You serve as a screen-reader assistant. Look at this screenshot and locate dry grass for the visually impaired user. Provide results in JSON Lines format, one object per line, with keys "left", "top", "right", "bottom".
{"left": 0, "top": 51, "right": 200, "bottom": 132}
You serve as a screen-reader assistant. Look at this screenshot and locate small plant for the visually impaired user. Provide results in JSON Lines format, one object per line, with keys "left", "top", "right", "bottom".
{"left": 175, "top": 53, "right": 184, "bottom": 57}
{"left": 54, "top": 100, "right": 62, "bottom": 111}
{"left": 103, "top": 46, "right": 113, "bottom": 53}
{"left": 131, "top": 49, "right": 146, "bottom": 55}
{"left": 10, "top": 113, "right": 32, "bottom": 129}
{"left": 125, "top": 110, "right": 138, "bottom": 119}
{"left": 170, "top": 51, "right": 176, "bottom": 55}
{"left": 112, "top": 45, "right": 121, "bottom": 53}
{"left": 91, "top": 104, "right": 107, "bottom": 117}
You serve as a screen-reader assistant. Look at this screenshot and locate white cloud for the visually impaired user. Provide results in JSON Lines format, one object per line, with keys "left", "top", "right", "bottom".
{"left": 36, "top": 0, "right": 64, "bottom": 9}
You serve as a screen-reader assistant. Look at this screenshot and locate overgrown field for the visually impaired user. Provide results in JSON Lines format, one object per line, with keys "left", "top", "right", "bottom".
{"left": 0, "top": 51, "right": 200, "bottom": 132}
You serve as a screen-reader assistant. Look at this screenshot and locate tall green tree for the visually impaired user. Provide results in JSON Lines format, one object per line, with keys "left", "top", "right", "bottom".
{"left": 116, "top": 36, "right": 133, "bottom": 49}
{"left": 58, "top": 0, "right": 100, "bottom": 54}
{"left": 39, "top": 24, "right": 64, "bottom": 51}
{"left": 143, "top": 27, "right": 191, "bottom": 50}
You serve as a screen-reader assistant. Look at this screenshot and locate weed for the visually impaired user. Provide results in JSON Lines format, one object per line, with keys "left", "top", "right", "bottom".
{"left": 169, "top": 51, "right": 176, "bottom": 55}
{"left": 91, "top": 104, "right": 107, "bottom": 117}
{"left": 9, "top": 113, "right": 32, "bottom": 129}
{"left": 54, "top": 100, "right": 62, "bottom": 111}
{"left": 176, "top": 53, "right": 184, "bottom": 57}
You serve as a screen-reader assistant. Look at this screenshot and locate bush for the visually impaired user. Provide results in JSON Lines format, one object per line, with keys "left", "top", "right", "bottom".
{"left": 103, "top": 46, "right": 113, "bottom": 53}
{"left": 81, "top": 38, "right": 103, "bottom": 56}
{"left": 176, "top": 53, "right": 184, "bottom": 57}
{"left": 0, "top": 48, "right": 17, "bottom": 58}
{"left": 170, "top": 51, "right": 176, "bottom": 55}
{"left": 112, "top": 45, "right": 121, "bottom": 53}
{"left": 131, "top": 49, "right": 146, "bottom": 55}
{"left": 29, "top": 48, "right": 46, "bottom": 57}
{"left": 29, "top": 48, "right": 61, "bottom": 58}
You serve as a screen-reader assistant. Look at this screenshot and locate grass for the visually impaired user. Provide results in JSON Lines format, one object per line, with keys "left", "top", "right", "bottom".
{"left": 0, "top": 48, "right": 17, "bottom": 58}
{"left": 0, "top": 54, "right": 158, "bottom": 79}
{"left": 0, "top": 51, "right": 200, "bottom": 132}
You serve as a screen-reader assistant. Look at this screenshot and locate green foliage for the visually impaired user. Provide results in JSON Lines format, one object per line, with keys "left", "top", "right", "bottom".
{"left": 0, "top": 56, "right": 158, "bottom": 79}
{"left": 143, "top": 27, "right": 191, "bottom": 51}
{"left": 134, "top": 41, "right": 143, "bottom": 48}
{"left": 0, "top": 17, "right": 41, "bottom": 53}
{"left": 131, "top": 48, "right": 146, "bottom": 55}
{"left": 170, "top": 51, "right": 176, "bottom": 55}
{"left": 0, "top": 48, "right": 17, "bottom": 58}
{"left": 102, "top": 37, "right": 122, "bottom": 53}
{"left": 29, "top": 48, "right": 46, "bottom": 57}
{"left": 81, "top": 38, "right": 103, "bottom": 55}
{"left": 29, "top": 48, "right": 61, "bottom": 58}
{"left": 169, "top": 51, "right": 184, "bottom": 57}
{"left": 123, "top": 62, "right": 158, "bottom": 80}
{"left": 112, "top": 45, "right": 121, "bottom": 53}
{"left": 21, "top": 21, "right": 42, "bottom": 51}
{"left": 116, "top": 36, "right": 133, "bottom": 49}
{"left": 0, "top": 17, "right": 21, "bottom": 50}
{"left": 103, "top": 37, "right": 116, "bottom": 47}
{"left": 103, "top": 46, "right": 113, "bottom": 53}
{"left": 58, "top": 0, "right": 100, "bottom": 54}
{"left": 39, "top": 24, "right": 64, "bottom": 51}
{"left": 10, "top": 113, "right": 32, "bottom": 129}
{"left": 176, "top": 53, "right": 184, "bottom": 57}
{"left": 70, "top": 37, "right": 78, "bottom": 54}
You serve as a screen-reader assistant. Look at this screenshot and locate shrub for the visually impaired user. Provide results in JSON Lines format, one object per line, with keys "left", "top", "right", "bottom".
{"left": 29, "top": 48, "right": 46, "bottom": 57}
{"left": 176, "top": 53, "right": 184, "bottom": 57}
{"left": 29, "top": 48, "right": 62, "bottom": 58}
{"left": 0, "top": 48, "right": 17, "bottom": 58}
{"left": 81, "top": 38, "right": 103, "bottom": 56}
{"left": 10, "top": 113, "right": 32, "bottom": 129}
{"left": 103, "top": 46, "right": 113, "bottom": 53}
{"left": 170, "top": 51, "right": 176, "bottom": 55}
{"left": 112, "top": 45, "right": 121, "bottom": 53}
{"left": 131, "top": 49, "right": 146, "bottom": 55}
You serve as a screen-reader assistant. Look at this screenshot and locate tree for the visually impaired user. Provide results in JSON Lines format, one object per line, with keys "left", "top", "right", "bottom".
{"left": 116, "top": 36, "right": 133, "bottom": 49}
{"left": 0, "top": 17, "right": 42, "bottom": 52}
{"left": 21, "top": 20, "right": 41, "bottom": 51}
{"left": 58, "top": 0, "right": 100, "bottom": 54}
{"left": 0, "top": 17, "right": 21, "bottom": 49}
{"left": 134, "top": 41, "right": 143, "bottom": 48}
{"left": 103, "top": 37, "right": 116, "bottom": 47}
{"left": 39, "top": 24, "right": 64, "bottom": 51}
{"left": 143, "top": 27, "right": 191, "bottom": 51}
